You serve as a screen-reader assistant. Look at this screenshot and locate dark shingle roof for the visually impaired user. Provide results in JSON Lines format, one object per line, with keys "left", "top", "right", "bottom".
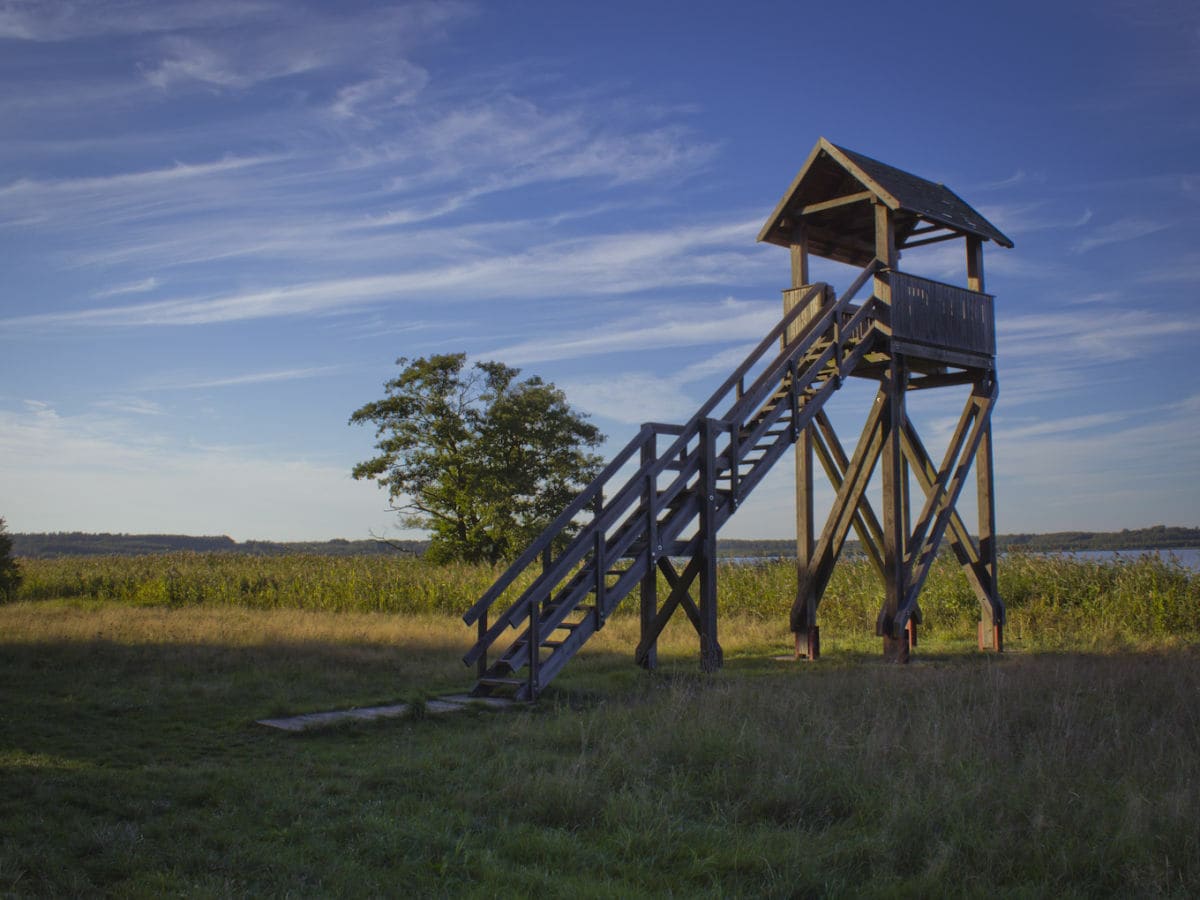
{"left": 758, "top": 138, "right": 1013, "bottom": 266}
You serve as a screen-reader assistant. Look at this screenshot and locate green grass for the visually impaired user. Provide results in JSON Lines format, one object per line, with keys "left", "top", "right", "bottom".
{"left": 2, "top": 584, "right": 1199, "bottom": 895}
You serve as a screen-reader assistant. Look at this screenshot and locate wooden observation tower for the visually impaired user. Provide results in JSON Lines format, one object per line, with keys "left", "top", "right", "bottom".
{"left": 759, "top": 138, "right": 1012, "bottom": 662}
{"left": 463, "top": 138, "right": 1012, "bottom": 699}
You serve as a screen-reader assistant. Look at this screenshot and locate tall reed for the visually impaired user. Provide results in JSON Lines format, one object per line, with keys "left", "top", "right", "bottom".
{"left": 13, "top": 551, "right": 1198, "bottom": 642}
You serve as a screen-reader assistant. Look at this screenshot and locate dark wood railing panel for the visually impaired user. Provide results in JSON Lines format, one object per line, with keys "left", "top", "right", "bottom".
{"left": 890, "top": 271, "right": 994, "bottom": 357}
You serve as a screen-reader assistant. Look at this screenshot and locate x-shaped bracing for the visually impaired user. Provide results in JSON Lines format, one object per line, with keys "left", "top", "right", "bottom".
{"left": 793, "top": 372, "right": 1004, "bottom": 644}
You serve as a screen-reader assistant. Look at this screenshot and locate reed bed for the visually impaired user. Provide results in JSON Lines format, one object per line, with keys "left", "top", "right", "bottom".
{"left": 12, "top": 550, "right": 1199, "bottom": 644}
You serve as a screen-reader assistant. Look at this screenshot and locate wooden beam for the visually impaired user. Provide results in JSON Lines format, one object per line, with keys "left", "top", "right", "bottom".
{"left": 874, "top": 202, "right": 897, "bottom": 309}
{"left": 798, "top": 190, "right": 874, "bottom": 216}
{"left": 907, "top": 371, "right": 977, "bottom": 391}
{"left": 975, "top": 378, "right": 1002, "bottom": 646}
{"left": 790, "top": 223, "right": 810, "bottom": 288}
{"left": 794, "top": 424, "right": 816, "bottom": 629}
{"left": 901, "top": 383, "right": 998, "bottom": 626}
{"left": 874, "top": 202, "right": 898, "bottom": 269}
{"left": 634, "top": 553, "right": 701, "bottom": 665}
{"left": 639, "top": 438, "right": 657, "bottom": 670}
{"left": 899, "top": 420, "right": 994, "bottom": 605}
{"left": 698, "top": 418, "right": 722, "bottom": 672}
{"left": 879, "top": 355, "right": 909, "bottom": 659}
{"left": 798, "top": 385, "right": 887, "bottom": 618}
{"left": 967, "top": 236, "right": 985, "bottom": 293}
{"left": 812, "top": 411, "right": 886, "bottom": 578}
{"left": 900, "top": 231, "right": 961, "bottom": 250}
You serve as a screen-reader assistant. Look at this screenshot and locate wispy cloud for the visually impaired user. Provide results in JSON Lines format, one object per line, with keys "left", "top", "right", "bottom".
{"left": 5, "top": 219, "right": 764, "bottom": 330}
{"left": 488, "top": 296, "right": 775, "bottom": 366}
{"left": 999, "top": 308, "right": 1200, "bottom": 362}
{"left": 143, "top": 367, "right": 343, "bottom": 391}
{"left": 92, "top": 277, "right": 161, "bottom": 299}
{"left": 0, "top": 0, "right": 276, "bottom": 41}
{"left": 1072, "top": 217, "right": 1171, "bottom": 253}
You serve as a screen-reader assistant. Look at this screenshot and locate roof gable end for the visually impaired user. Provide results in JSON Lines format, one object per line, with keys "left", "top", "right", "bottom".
{"left": 758, "top": 138, "right": 1013, "bottom": 266}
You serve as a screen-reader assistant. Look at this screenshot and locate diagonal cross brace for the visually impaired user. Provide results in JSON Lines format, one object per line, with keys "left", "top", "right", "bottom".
{"left": 795, "top": 386, "right": 888, "bottom": 622}
{"left": 634, "top": 546, "right": 704, "bottom": 666}
{"left": 812, "top": 410, "right": 886, "bottom": 577}
{"left": 893, "top": 379, "right": 998, "bottom": 631}
{"left": 900, "top": 417, "right": 1003, "bottom": 625}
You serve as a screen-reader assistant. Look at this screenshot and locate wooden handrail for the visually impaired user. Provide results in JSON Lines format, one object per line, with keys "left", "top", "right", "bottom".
{"left": 462, "top": 258, "right": 882, "bottom": 667}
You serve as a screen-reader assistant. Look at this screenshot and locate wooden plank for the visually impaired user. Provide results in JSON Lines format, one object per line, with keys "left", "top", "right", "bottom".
{"left": 890, "top": 339, "right": 993, "bottom": 370}
{"left": 900, "top": 231, "right": 960, "bottom": 249}
{"left": 798, "top": 190, "right": 874, "bottom": 216}
{"left": 890, "top": 272, "right": 995, "bottom": 358}
{"left": 907, "top": 371, "right": 977, "bottom": 390}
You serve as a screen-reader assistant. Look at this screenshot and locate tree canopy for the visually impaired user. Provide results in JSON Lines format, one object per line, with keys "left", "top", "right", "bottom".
{"left": 0, "top": 517, "right": 22, "bottom": 602}
{"left": 349, "top": 354, "right": 604, "bottom": 564}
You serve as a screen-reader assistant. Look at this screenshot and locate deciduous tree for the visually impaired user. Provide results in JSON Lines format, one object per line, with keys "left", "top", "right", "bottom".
{"left": 350, "top": 354, "right": 604, "bottom": 564}
{"left": 0, "top": 517, "right": 22, "bottom": 602}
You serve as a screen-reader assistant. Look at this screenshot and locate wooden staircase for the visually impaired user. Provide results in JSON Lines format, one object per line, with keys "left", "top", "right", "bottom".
{"left": 462, "top": 260, "right": 884, "bottom": 699}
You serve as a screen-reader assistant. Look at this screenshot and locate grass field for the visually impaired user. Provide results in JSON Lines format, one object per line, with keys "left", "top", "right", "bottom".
{"left": 3, "top": 555, "right": 1199, "bottom": 895}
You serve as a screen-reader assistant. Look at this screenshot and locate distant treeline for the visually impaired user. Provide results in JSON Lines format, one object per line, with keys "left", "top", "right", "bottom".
{"left": 11, "top": 532, "right": 428, "bottom": 559}
{"left": 11, "top": 525, "right": 1199, "bottom": 560}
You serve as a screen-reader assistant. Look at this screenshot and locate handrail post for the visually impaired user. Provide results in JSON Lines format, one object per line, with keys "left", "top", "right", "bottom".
{"left": 640, "top": 433, "right": 658, "bottom": 669}
{"left": 593, "top": 491, "right": 606, "bottom": 628}
{"left": 476, "top": 610, "right": 488, "bottom": 680}
{"left": 727, "top": 419, "right": 740, "bottom": 507}
{"left": 528, "top": 587, "right": 540, "bottom": 699}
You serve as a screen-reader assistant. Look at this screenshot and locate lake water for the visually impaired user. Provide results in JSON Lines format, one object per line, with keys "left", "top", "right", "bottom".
{"left": 724, "top": 548, "right": 1200, "bottom": 572}
{"left": 1027, "top": 547, "right": 1200, "bottom": 572}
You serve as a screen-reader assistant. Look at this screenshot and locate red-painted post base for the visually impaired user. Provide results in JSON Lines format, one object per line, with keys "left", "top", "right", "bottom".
{"left": 978, "top": 622, "right": 1004, "bottom": 652}
{"left": 793, "top": 626, "right": 820, "bottom": 660}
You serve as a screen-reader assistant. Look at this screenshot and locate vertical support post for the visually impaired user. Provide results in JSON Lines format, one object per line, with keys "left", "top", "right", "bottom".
{"left": 976, "top": 395, "right": 1002, "bottom": 651}
{"left": 879, "top": 354, "right": 910, "bottom": 663}
{"left": 785, "top": 265, "right": 823, "bottom": 660}
{"left": 793, "top": 423, "right": 819, "bottom": 660}
{"left": 790, "top": 222, "right": 810, "bottom": 289}
{"left": 967, "top": 237, "right": 1002, "bottom": 651}
{"left": 639, "top": 436, "right": 658, "bottom": 670}
{"left": 873, "top": 201, "right": 896, "bottom": 303}
{"left": 874, "top": 201, "right": 909, "bottom": 662}
{"left": 966, "top": 236, "right": 985, "bottom": 293}
{"left": 698, "top": 418, "right": 723, "bottom": 673}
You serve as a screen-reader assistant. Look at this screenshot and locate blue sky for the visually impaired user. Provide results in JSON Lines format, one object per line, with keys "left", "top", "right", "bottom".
{"left": 1, "top": 0, "right": 1197, "bottom": 541}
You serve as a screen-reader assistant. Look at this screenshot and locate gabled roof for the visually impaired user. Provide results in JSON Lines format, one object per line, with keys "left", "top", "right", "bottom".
{"left": 758, "top": 138, "right": 1013, "bottom": 267}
